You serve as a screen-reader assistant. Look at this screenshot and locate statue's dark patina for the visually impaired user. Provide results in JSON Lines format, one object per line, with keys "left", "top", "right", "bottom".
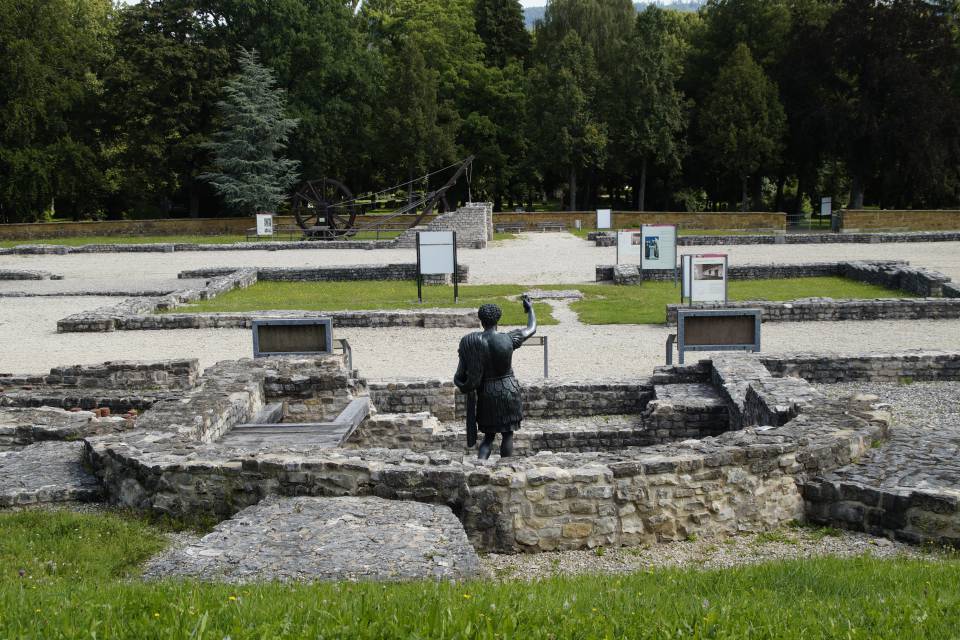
{"left": 454, "top": 295, "right": 537, "bottom": 459}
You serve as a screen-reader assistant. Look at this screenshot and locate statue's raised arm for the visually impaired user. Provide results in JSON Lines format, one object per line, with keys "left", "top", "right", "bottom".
{"left": 512, "top": 294, "right": 537, "bottom": 347}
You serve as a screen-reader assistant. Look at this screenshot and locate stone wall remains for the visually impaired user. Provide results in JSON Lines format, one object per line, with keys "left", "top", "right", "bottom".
{"left": 368, "top": 379, "right": 656, "bottom": 422}
{"left": 393, "top": 203, "right": 493, "bottom": 249}
{"left": 598, "top": 260, "right": 905, "bottom": 283}
{"left": 0, "top": 360, "right": 198, "bottom": 390}
{"left": 666, "top": 297, "right": 960, "bottom": 325}
{"left": 760, "top": 351, "right": 960, "bottom": 383}
{"left": 180, "top": 264, "right": 469, "bottom": 285}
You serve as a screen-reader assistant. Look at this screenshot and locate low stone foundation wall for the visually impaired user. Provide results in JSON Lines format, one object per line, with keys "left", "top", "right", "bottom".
{"left": 598, "top": 260, "right": 909, "bottom": 284}
{"left": 180, "top": 264, "right": 469, "bottom": 285}
{"left": 665, "top": 297, "right": 960, "bottom": 325}
{"left": 0, "top": 360, "right": 198, "bottom": 390}
{"left": 368, "top": 379, "right": 657, "bottom": 422}
{"left": 760, "top": 352, "right": 960, "bottom": 383}
{"left": 0, "top": 269, "right": 63, "bottom": 280}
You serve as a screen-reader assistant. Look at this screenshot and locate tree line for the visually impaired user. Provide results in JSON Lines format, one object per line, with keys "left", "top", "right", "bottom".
{"left": 1, "top": 0, "right": 958, "bottom": 223}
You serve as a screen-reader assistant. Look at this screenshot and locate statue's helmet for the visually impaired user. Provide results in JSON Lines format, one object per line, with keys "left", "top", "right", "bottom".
{"left": 478, "top": 303, "right": 502, "bottom": 328}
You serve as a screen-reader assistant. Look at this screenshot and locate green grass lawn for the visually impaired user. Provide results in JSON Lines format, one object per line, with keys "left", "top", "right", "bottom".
{"left": 173, "top": 282, "right": 557, "bottom": 326}
{"left": 176, "top": 278, "right": 912, "bottom": 326}
{"left": 2, "top": 509, "right": 959, "bottom": 639}
{"left": 571, "top": 277, "right": 915, "bottom": 324}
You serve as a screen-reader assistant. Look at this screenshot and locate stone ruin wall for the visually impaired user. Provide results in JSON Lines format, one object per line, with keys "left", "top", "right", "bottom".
{"left": 393, "top": 203, "right": 493, "bottom": 249}
{"left": 72, "top": 354, "right": 885, "bottom": 552}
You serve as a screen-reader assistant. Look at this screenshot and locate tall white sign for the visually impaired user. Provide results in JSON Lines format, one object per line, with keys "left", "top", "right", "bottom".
{"left": 596, "top": 209, "right": 612, "bottom": 230}
{"left": 616, "top": 229, "right": 644, "bottom": 264}
{"left": 417, "top": 231, "right": 456, "bottom": 275}
{"left": 639, "top": 224, "right": 677, "bottom": 271}
{"left": 820, "top": 197, "right": 832, "bottom": 217}
{"left": 256, "top": 213, "right": 274, "bottom": 236}
{"left": 689, "top": 254, "right": 728, "bottom": 303}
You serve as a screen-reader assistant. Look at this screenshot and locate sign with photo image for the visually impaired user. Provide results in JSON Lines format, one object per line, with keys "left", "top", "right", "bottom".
{"left": 688, "top": 254, "right": 728, "bottom": 303}
{"left": 639, "top": 224, "right": 676, "bottom": 271}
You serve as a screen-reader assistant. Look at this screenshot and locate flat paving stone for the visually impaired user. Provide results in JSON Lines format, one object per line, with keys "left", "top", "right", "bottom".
{"left": 144, "top": 496, "right": 481, "bottom": 583}
{"left": 0, "top": 441, "right": 101, "bottom": 507}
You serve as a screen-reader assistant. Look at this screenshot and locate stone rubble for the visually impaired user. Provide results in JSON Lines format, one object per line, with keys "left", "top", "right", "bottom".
{"left": 143, "top": 495, "right": 481, "bottom": 583}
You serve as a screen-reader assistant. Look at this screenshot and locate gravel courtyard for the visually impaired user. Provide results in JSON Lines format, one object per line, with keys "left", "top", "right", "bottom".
{"left": 2, "top": 233, "right": 960, "bottom": 378}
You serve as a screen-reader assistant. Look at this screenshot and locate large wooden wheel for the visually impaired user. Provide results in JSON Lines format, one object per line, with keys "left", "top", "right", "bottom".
{"left": 291, "top": 178, "right": 357, "bottom": 238}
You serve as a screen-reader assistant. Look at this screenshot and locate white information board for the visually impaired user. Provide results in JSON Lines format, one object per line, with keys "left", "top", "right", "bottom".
{"left": 689, "top": 254, "right": 728, "bottom": 303}
{"left": 256, "top": 213, "right": 274, "bottom": 236}
{"left": 820, "top": 197, "right": 832, "bottom": 217}
{"left": 616, "top": 229, "right": 644, "bottom": 264}
{"left": 596, "top": 209, "right": 612, "bottom": 230}
{"left": 640, "top": 224, "right": 677, "bottom": 271}
{"left": 681, "top": 255, "right": 692, "bottom": 298}
{"left": 417, "top": 231, "right": 456, "bottom": 275}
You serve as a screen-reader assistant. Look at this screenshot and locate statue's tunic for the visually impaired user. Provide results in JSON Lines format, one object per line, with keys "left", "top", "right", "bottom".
{"left": 455, "top": 328, "right": 528, "bottom": 434}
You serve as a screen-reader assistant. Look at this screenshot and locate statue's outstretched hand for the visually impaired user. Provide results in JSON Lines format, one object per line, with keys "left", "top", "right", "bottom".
{"left": 521, "top": 294, "right": 532, "bottom": 313}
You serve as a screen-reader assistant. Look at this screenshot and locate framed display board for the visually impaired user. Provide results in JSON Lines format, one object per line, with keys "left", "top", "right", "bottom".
{"left": 596, "top": 209, "right": 612, "bottom": 230}
{"left": 676, "top": 309, "right": 761, "bottom": 364}
{"left": 639, "top": 224, "right": 677, "bottom": 271}
{"left": 681, "top": 253, "right": 728, "bottom": 303}
{"left": 256, "top": 213, "right": 274, "bottom": 236}
{"left": 252, "top": 318, "right": 333, "bottom": 357}
{"left": 820, "top": 196, "right": 832, "bottom": 218}
{"left": 416, "top": 231, "right": 458, "bottom": 303}
{"left": 616, "top": 229, "right": 644, "bottom": 264}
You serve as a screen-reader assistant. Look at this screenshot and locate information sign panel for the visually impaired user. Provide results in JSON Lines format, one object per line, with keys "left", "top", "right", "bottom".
{"left": 596, "top": 209, "right": 612, "bottom": 230}
{"left": 418, "top": 231, "right": 455, "bottom": 275}
{"left": 820, "top": 197, "right": 832, "bottom": 217}
{"left": 681, "top": 254, "right": 728, "bottom": 303}
{"left": 676, "top": 309, "right": 761, "bottom": 364}
{"left": 252, "top": 318, "right": 333, "bottom": 358}
{"left": 416, "top": 231, "right": 459, "bottom": 303}
{"left": 256, "top": 213, "right": 274, "bottom": 236}
{"left": 639, "top": 224, "right": 677, "bottom": 271}
{"left": 616, "top": 229, "right": 644, "bottom": 264}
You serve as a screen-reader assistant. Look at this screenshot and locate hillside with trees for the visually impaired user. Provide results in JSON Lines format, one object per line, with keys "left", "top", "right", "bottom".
{"left": 1, "top": 0, "right": 958, "bottom": 222}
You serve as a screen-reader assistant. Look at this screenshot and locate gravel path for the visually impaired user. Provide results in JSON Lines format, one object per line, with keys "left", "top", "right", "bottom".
{"left": 479, "top": 528, "right": 937, "bottom": 579}
{"left": 3, "top": 233, "right": 960, "bottom": 290}
{"left": 2, "top": 234, "right": 960, "bottom": 376}
{"left": 3, "top": 296, "right": 960, "bottom": 377}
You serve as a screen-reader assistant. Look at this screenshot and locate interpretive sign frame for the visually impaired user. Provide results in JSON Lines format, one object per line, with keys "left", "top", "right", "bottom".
{"left": 676, "top": 308, "right": 761, "bottom": 364}
{"left": 252, "top": 318, "right": 334, "bottom": 358}
{"left": 596, "top": 209, "right": 612, "bottom": 230}
{"left": 256, "top": 213, "right": 274, "bottom": 237}
{"left": 416, "top": 231, "right": 458, "bottom": 303}
{"left": 681, "top": 253, "right": 728, "bottom": 304}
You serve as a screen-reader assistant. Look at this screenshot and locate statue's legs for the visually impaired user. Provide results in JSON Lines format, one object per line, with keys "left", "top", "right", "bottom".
{"left": 500, "top": 431, "right": 514, "bottom": 457}
{"left": 478, "top": 433, "right": 496, "bottom": 459}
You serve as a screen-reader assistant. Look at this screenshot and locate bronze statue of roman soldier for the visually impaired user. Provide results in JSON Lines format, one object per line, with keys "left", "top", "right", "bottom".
{"left": 454, "top": 295, "right": 537, "bottom": 459}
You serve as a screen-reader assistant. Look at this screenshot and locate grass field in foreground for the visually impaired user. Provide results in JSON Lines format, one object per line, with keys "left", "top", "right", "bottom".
{"left": 174, "top": 282, "right": 557, "bottom": 326}
{"left": 1, "top": 510, "right": 959, "bottom": 639}
{"left": 177, "top": 278, "right": 912, "bottom": 325}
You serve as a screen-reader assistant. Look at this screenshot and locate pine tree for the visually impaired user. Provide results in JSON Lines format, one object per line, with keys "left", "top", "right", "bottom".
{"left": 201, "top": 48, "right": 300, "bottom": 215}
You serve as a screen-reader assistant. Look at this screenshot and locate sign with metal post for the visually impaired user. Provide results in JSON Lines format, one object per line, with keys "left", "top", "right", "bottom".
{"left": 675, "top": 308, "right": 761, "bottom": 364}
{"left": 416, "top": 231, "right": 458, "bottom": 304}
